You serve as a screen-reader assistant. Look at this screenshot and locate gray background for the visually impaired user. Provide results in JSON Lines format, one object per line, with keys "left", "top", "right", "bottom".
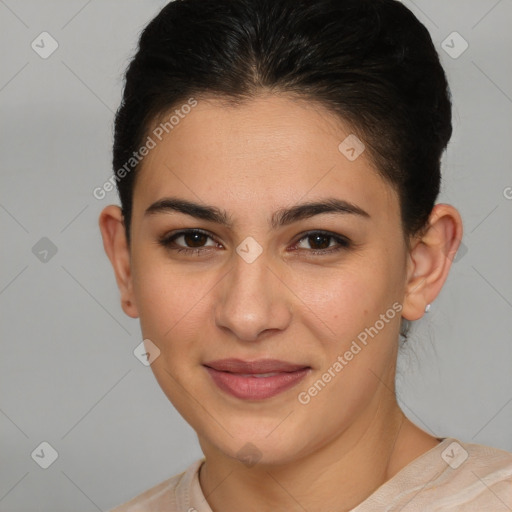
{"left": 1, "top": 1, "right": 511, "bottom": 510}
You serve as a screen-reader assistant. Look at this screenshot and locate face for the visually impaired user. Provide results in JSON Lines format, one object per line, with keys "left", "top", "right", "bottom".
{"left": 122, "top": 94, "right": 412, "bottom": 464}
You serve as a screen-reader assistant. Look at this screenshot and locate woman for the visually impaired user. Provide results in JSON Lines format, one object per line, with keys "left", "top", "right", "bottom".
{"left": 99, "top": 0, "right": 512, "bottom": 510}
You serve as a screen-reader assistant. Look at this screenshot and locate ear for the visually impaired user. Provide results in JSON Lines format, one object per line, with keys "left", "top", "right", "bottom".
{"left": 98, "top": 205, "right": 139, "bottom": 318}
{"left": 402, "top": 203, "right": 463, "bottom": 321}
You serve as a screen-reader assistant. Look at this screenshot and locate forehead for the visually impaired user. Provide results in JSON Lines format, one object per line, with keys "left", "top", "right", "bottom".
{"left": 132, "top": 93, "right": 399, "bottom": 227}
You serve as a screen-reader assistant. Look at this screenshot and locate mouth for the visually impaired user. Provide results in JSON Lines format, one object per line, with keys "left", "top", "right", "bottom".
{"left": 203, "top": 358, "right": 311, "bottom": 400}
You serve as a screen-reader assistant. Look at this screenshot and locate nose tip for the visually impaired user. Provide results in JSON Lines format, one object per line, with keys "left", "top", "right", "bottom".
{"left": 214, "top": 255, "right": 293, "bottom": 342}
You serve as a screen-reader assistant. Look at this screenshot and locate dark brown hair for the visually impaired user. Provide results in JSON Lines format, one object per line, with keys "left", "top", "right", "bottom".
{"left": 113, "top": 0, "right": 452, "bottom": 247}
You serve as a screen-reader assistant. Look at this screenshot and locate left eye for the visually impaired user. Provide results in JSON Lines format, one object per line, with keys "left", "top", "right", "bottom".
{"left": 158, "top": 229, "right": 350, "bottom": 255}
{"left": 293, "top": 231, "right": 351, "bottom": 253}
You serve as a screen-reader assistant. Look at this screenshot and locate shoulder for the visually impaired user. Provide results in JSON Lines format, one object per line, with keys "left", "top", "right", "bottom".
{"left": 402, "top": 438, "right": 512, "bottom": 510}
{"left": 354, "top": 438, "right": 512, "bottom": 511}
{"left": 433, "top": 439, "right": 512, "bottom": 507}
{"left": 108, "top": 458, "right": 205, "bottom": 512}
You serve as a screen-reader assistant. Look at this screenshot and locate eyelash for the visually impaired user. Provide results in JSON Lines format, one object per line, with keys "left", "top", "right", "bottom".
{"left": 158, "top": 229, "right": 351, "bottom": 256}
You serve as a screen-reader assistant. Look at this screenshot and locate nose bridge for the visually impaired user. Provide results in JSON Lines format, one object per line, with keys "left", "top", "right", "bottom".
{"left": 214, "top": 248, "right": 291, "bottom": 341}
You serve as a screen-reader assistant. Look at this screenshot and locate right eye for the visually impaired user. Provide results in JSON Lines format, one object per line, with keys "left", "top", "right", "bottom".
{"left": 158, "top": 229, "right": 222, "bottom": 255}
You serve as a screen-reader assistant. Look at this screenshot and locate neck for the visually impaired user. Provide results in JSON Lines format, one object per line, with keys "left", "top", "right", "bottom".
{"left": 198, "top": 397, "right": 439, "bottom": 512}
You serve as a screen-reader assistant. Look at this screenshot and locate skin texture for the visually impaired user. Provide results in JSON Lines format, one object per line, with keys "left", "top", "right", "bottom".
{"left": 99, "top": 93, "right": 463, "bottom": 512}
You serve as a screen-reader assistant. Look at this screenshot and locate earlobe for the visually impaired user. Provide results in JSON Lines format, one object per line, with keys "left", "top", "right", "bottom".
{"left": 98, "top": 205, "right": 139, "bottom": 319}
{"left": 402, "top": 204, "right": 463, "bottom": 321}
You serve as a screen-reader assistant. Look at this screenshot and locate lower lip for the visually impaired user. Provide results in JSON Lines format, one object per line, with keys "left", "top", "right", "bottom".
{"left": 204, "top": 366, "right": 310, "bottom": 400}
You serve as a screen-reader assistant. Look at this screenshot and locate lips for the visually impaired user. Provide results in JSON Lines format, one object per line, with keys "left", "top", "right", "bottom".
{"left": 204, "top": 358, "right": 309, "bottom": 374}
{"left": 203, "top": 358, "right": 311, "bottom": 400}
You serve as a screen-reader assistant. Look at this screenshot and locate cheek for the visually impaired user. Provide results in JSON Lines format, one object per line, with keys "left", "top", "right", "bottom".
{"left": 131, "top": 252, "right": 210, "bottom": 346}
{"left": 131, "top": 260, "right": 211, "bottom": 405}
{"left": 289, "top": 261, "right": 398, "bottom": 346}
{"left": 292, "top": 267, "right": 402, "bottom": 434}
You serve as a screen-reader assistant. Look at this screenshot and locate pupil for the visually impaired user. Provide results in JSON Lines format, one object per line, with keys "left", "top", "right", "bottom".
{"left": 310, "top": 234, "right": 329, "bottom": 249}
{"left": 185, "top": 232, "right": 207, "bottom": 248}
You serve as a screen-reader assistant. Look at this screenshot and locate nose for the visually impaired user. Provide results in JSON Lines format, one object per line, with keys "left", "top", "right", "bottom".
{"left": 214, "top": 249, "right": 293, "bottom": 342}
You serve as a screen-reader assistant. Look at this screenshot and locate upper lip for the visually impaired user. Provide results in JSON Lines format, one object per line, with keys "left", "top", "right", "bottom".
{"left": 203, "top": 358, "right": 309, "bottom": 374}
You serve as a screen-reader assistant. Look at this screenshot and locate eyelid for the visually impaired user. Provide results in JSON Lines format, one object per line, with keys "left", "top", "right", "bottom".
{"left": 292, "top": 229, "right": 350, "bottom": 245}
{"left": 290, "top": 230, "right": 351, "bottom": 255}
{"left": 159, "top": 228, "right": 352, "bottom": 255}
{"left": 159, "top": 228, "right": 221, "bottom": 248}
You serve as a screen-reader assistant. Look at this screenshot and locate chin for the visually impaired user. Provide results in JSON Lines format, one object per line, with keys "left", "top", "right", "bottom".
{"left": 199, "top": 418, "right": 315, "bottom": 468}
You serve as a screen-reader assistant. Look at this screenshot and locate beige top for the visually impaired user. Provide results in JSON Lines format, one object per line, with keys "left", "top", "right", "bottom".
{"left": 109, "top": 437, "right": 512, "bottom": 511}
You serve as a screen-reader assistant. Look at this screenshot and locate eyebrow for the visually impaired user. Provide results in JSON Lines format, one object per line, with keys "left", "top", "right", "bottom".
{"left": 144, "top": 196, "right": 370, "bottom": 229}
